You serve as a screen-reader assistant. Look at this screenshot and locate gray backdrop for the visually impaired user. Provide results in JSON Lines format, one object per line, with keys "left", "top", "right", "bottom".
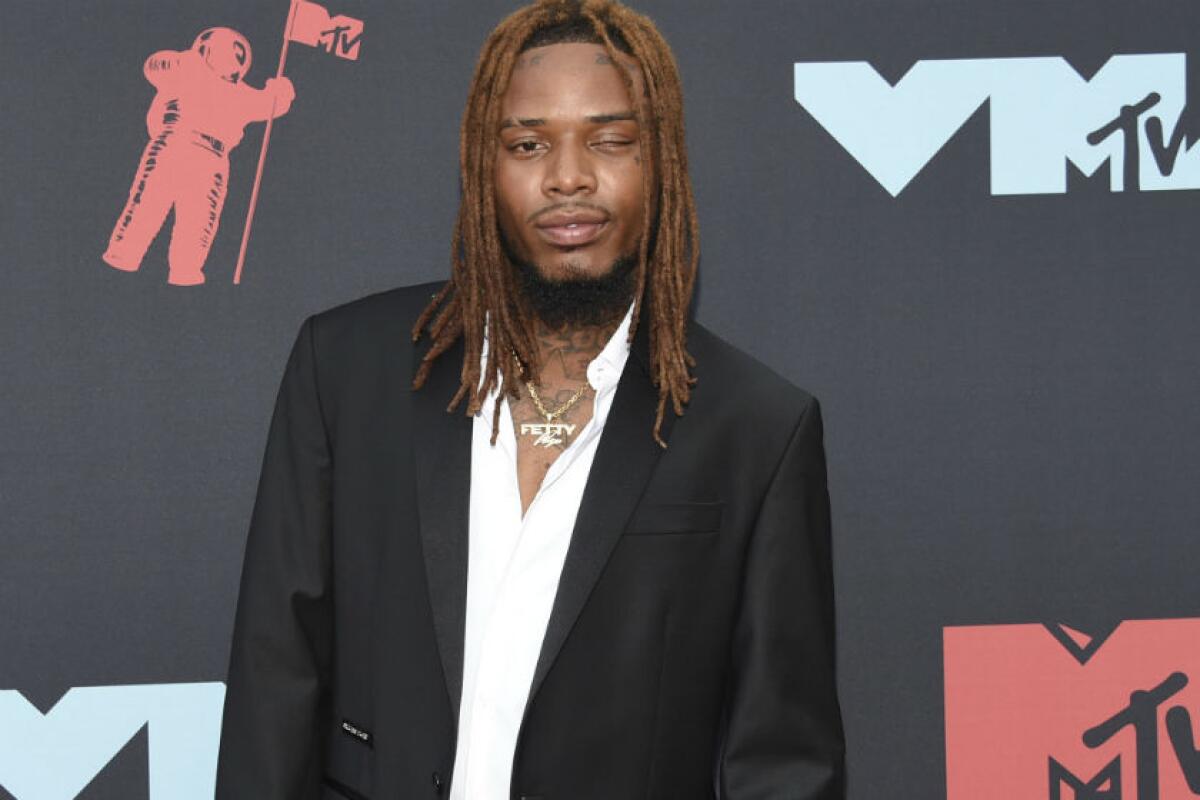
{"left": 2, "top": 0, "right": 1199, "bottom": 797}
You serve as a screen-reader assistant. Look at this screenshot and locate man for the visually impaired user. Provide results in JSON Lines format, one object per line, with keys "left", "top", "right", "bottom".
{"left": 215, "top": 1, "right": 844, "bottom": 798}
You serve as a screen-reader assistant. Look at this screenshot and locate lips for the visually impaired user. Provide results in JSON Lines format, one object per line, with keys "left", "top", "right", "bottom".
{"left": 534, "top": 209, "right": 609, "bottom": 247}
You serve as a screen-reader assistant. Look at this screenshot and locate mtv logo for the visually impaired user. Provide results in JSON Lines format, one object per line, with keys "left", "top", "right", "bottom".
{"left": 289, "top": 1, "right": 363, "bottom": 61}
{"left": 318, "top": 17, "right": 363, "bottom": 60}
{"left": 1049, "top": 756, "right": 1121, "bottom": 800}
{"left": 793, "top": 54, "right": 1200, "bottom": 196}
{"left": 0, "top": 682, "right": 224, "bottom": 799}
{"left": 944, "top": 618, "right": 1200, "bottom": 800}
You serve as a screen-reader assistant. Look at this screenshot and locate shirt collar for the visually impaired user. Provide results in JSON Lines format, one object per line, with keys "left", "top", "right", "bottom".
{"left": 586, "top": 299, "right": 636, "bottom": 391}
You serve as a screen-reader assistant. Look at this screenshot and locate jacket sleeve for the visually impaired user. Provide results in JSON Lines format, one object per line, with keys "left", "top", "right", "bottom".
{"left": 716, "top": 396, "right": 846, "bottom": 799}
{"left": 215, "top": 315, "right": 333, "bottom": 799}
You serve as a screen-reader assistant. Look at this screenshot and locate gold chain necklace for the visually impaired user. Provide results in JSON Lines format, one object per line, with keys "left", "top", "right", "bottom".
{"left": 509, "top": 347, "right": 591, "bottom": 448}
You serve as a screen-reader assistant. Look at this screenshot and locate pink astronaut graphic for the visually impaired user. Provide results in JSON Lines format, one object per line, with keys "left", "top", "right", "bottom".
{"left": 103, "top": 1, "right": 363, "bottom": 286}
{"left": 103, "top": 29, "right": 294, "bottom": 286}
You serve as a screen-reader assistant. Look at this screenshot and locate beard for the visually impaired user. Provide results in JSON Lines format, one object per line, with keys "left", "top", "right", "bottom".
{"left": 508, "top": 246, "right": 639, "bottom": 330}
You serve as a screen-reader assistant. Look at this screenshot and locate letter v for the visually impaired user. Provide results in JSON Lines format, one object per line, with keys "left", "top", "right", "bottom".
{"left": 794, "top": 59, "right": 997, "bottom": 196}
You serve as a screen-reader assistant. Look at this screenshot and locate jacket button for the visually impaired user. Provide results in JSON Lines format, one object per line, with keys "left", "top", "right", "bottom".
{"left": 432, "top": 770, "right": 443, "bottom": 793}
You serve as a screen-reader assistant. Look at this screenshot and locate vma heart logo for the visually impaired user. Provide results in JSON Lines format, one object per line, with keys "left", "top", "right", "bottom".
{"left": 944, "top": 618, "right": 1200, "bottom": 800}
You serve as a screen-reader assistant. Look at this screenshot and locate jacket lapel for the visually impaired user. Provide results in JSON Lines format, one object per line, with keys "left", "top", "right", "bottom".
{"left": 521, "top": 314, "right": 676, "bottom": 721}
{"left": 412, "top": 313, "right": 677, "bottom": 728}
{"left": 412, "top": 333, "right": 472, "bottom": 723}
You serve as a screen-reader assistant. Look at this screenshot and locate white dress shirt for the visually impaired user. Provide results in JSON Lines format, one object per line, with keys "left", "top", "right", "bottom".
{"left": 448, "top": 300, "right": 636, "bottom": 800}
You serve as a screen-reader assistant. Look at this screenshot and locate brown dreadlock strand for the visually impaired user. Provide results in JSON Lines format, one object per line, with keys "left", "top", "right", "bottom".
{"left": 410, "top": 0, "right": 700, "bottom": 448}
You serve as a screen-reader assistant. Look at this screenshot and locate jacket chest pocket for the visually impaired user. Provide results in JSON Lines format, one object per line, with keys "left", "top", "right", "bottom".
{"left": 623, "top": 501, "right": 723, "bottom": 535}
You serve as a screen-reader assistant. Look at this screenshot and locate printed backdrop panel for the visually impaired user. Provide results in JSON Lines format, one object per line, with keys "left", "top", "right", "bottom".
{"left": 2, "top": 1, "right": 1198, "bottom": 797}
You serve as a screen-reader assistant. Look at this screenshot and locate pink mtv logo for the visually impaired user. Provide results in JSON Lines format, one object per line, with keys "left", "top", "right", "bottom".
{"left": 290, "top": 0, "right": 363, "bottom": 60}
{"left": 944, "top": 619, "right": 1200, "bottom": 800}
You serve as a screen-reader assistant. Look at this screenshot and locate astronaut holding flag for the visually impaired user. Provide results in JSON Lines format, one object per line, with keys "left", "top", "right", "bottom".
{"left": 103, "top": 1, "right": 362, "bottom": 286}
{"left": 102, "top": 28, "right": 296, "bottom": 286}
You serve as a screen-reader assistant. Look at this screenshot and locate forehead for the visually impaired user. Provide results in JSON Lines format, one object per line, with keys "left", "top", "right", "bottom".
{"left": 501, "top": 42, "right": 641, "bottom": 116}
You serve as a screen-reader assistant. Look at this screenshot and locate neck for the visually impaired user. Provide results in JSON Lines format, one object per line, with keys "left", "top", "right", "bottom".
{"left": 526, "top": 309, "right": 625, "bottom": 384}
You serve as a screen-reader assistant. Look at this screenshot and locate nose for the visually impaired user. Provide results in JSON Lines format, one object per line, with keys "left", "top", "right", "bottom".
{"left": 542, "top": 138, "right": 597, "bottom": 197}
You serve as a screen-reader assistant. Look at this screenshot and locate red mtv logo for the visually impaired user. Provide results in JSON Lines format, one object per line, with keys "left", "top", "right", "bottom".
{"left": 944, "top": 619, "right": 1200, "bottom": 799}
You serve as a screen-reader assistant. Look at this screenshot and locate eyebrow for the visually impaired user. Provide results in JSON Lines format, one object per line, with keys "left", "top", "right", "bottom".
{"left": 499, "top": 111, "right": 637, "bottom": 129}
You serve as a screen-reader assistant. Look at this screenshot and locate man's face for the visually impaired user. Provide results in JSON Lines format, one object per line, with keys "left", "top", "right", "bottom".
{"left": 494, "top": 42, "right": 646, "bottom": 285}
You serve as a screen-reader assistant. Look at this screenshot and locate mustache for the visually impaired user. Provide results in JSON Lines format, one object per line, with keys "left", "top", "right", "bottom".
{"left": 526, "top": 200, "right": 611, "bottom": 224}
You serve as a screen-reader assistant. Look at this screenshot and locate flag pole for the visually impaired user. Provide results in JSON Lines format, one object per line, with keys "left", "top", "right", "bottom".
{"left": 234, "top": 0, "right": 300, "bottom": 284}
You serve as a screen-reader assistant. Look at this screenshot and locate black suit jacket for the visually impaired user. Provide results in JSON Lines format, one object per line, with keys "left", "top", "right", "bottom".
{"left": 215, "top": 281, "right": 845, "bottom": 800}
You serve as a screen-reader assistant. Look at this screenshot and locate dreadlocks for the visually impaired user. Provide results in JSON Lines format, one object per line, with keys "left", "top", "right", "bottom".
{"left": 410, "top": 0, "right": 699, "bottom": 448}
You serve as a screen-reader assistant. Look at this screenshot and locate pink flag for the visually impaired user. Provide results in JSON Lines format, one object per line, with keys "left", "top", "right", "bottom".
{"left": 288, "top": 0, "right": 363, "bottom": 61}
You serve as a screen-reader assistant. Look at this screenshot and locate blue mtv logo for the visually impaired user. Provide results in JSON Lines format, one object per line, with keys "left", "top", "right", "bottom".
{"left": 0, "top": 683, "right": 224, "bottom": 799}
{"left": 794, "top": 54, "right": 1200, "bottom": 196}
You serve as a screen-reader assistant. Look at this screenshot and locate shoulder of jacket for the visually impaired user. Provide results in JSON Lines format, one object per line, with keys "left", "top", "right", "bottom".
{"left": 309, "top": 280, "right": 446, "bottom": 334}
{"left": 294, "top": 281, "right": 449, "bottom": 391}
{"left": 685, "top": 318, "right": 817, "bottom": 425}
{"left": 302, "top": 279, "right": 448, "bottom": 357}
{"left": 295, "top": 281, "right": 448, "bottom": 422}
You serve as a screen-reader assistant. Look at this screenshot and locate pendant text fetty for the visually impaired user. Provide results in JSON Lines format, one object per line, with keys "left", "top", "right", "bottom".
{"left": 519, "top": 422, "right": 577, "bottom": 448}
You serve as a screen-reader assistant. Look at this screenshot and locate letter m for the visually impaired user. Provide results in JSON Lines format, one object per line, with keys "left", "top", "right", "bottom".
{"left": 1049, "top": 756, "right": 1122, "bottom": 800}
{"left": 0, "top": 683, "right": 224, "bottom": 799}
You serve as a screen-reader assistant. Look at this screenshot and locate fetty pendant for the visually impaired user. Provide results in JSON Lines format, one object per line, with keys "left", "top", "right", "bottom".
{"left": 519, "top": 422, "right": 578, "bottom": 448}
